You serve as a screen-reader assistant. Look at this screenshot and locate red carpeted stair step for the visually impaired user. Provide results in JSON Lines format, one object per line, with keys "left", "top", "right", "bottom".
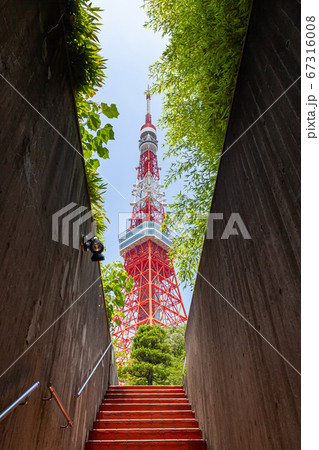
{"left": 107, "top": 385, "right": 183, "bottom": 390}
{"left": 89, "top": 428, "right": 202, "bottom": 440}
{"left": 107, "top": 389, "right": 184, "bottom": 393}
{"left": 100, "top": 403, "right": 192, "bottom": 411}
{"left": 93, "top": 419, "right": 199, "bottom": 429}
{"left": 96, "top": 410, "right": 196, "bottom": 420}
{"left": 86, "top": 386, "right": 207, "bottom": 449}
{"left": 105, "top": 392, "right": 186, "bottom": 399}
{"left": 86, "top": 440, "right": 207, "bottom": 450}
{"left": 102, "top": 398, "right": 189, "bottom": 404}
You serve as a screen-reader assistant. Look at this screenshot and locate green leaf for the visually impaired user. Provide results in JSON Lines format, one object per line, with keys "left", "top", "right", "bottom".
{"left": 97, "top": 124, "right": 115, "bottom": 143}
{"left": 83, "top": 148, "right": 92, "bottom": 159}
{"left": 101, "top": 103, "right": 120, "bottom": 119}
{"left": 87, "top": 112, "right": 101, "bottom": 131}
{"left": 88, "top": 158, "right": 100, "bottom": 170}
{"left": 97, "top": 146, "right": 109, "bottom": 159}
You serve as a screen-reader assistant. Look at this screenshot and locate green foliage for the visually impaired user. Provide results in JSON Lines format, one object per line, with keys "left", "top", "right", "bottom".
{"left": 165, "top": 324, "right": 186, "bottom": 385}
{"left": 77, "top": 99, "right": 119, "bottom": 236}
{"left": 78, "top": 99, "right": 119, "bottom": 165}
{"left": 101, "top": 262, "right": 133, "bottom": 331}
{"left": 119, "top": 324, "right": 187, "bottom": 385}
{"left": 143, "top": 0, "right": 252, "bottom": 286}
{"left": 64, "top": 0, "right": 106, "bottom": 98}
{"left": 119, "top": 325, "right": 172, "bottom": 385}
{"left": 85, "top": 166, "right": 108, "bottom": 238}
{"left": 64, "top": 0, "right": 120, "bottom": 236}
{"left": 64, "top": 2, "right": 129, "bottom": 340}
{"left": 166, "top": 324, "right": 186, "bottom": 358}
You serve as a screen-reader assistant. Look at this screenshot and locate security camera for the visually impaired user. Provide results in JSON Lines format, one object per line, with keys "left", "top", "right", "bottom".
{"left": 82, "top": 236, "right": 105, "bottom": 262}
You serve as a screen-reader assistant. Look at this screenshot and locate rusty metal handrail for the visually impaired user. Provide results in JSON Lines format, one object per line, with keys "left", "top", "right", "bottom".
{"left": 42, "top": 384, "right": 73, "bottom": 428}
{"left": 75, "top": 341, "right": 112, "bottom": 398}
{"left": 0, "top": 381, "right": 40, "bottom": 422}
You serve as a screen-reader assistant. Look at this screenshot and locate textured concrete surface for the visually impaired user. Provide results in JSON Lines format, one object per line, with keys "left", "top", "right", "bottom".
{"left": 184, "top": 0, "right": 300, "bottom": 448}
{"left": 0, "top": 1, "right": 117, "bottom": 449}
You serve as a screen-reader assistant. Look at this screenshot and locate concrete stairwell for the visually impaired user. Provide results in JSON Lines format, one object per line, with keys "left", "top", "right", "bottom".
{"left": 86, "top": 385, "right": 207, "bottom": 449}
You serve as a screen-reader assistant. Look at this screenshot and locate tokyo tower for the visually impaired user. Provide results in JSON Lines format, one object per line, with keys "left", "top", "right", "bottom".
{"left": 113, "top": 89, "right": 187, "bottom": 358}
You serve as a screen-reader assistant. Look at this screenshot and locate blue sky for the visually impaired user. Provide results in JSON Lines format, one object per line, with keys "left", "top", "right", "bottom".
{"left": 92, "top": 0, "right": 193, "bottom": 313}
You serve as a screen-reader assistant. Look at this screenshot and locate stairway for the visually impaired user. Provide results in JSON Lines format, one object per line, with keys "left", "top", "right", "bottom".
{"left": 86, "top": 385, "right": 207, "bottom": 449}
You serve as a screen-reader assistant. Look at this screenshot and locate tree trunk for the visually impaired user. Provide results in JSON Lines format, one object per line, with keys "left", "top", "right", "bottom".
{"left": 148, "top": 368, "right": 153, "bottom": 385}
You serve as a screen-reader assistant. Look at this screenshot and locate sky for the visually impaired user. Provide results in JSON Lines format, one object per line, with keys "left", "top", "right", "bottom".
{"left": 92, "top": 0, "right": 193, "bottom": 313}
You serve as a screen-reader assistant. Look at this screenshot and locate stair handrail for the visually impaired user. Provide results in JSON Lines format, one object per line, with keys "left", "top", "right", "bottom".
{"left": 75, "top": 341, "right": 112, "bottom": 398}
{"left": 42, "top": 384, "right": 73, "bottom": 428}
{"left": 0, "top": 381, "right": 40, "bottom": 422}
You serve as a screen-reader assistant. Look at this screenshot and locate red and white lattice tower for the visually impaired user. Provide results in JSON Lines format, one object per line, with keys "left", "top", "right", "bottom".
{"left": 113, "top": 89, "right": 187, "bottom": 358}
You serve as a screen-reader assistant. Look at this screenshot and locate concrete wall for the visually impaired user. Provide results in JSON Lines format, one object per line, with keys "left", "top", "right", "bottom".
{"left": 184, "top": 0, "right": 300, "bottom": 448}
{"left": 0, "top": 1, "right": 117, "bottom": 449}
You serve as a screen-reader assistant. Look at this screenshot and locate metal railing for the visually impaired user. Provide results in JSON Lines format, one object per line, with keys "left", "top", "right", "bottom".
{"left": 119, "top": 221, "right": 176, "bottom": 254}
{"left": 0, "top": 344, "right": 113, "bottom": 426}
{"left": 0, "top": 381, "right": 40, "bottom": 422}
{"left": 75, "top": 341, "right": 112, "bottom": 398}
{"left": 42, "top": 384, "right": 73, "bottom": 428}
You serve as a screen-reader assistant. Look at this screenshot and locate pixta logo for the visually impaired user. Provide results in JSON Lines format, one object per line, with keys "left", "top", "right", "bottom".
{"left": 52, "top": 202, "right": 96, "bottom": 250}
{"left": 163, "top": 212, "right": 251, "bottom": 241}
{"left": 206, "top": 213, "right": 251, "bottom": 239}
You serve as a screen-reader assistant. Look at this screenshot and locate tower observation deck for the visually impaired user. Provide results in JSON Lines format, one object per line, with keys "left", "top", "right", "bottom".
{"left": 113, "top": 89, "right": 187, "bottom": 358}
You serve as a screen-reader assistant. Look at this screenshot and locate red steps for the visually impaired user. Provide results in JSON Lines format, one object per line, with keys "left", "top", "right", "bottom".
{"left": 89, "top": 429, "right": 202, "bottom": 440}
{"left": 96, "top": 410, "right": 196, "bottom": 420}
{"left": 105, "top": 393, "right": 186, "bottom": 399}
{"left": 103, "top": 398, "right": 189, "bottom": 403}
{"left": 100, "top": 403, "right": 192, "bottom": 411}
{"left": 86, "top": 385, "right": 207, "bottom": 449}
{"left": 109, "top": 385, "right": 184, "bottom": 387}
{"left": 93, "top": 419, "right": 199, "bottom": 429}
{"left": 86, "top": 440, "right": 207, "bottom": 449}
{"left": 107, "top": 385, "right": 183, "bottom": 389}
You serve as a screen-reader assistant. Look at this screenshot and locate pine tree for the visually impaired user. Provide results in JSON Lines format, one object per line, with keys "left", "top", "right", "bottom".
{"left": 120, "top": 325, "right": 172, "bottom": 385}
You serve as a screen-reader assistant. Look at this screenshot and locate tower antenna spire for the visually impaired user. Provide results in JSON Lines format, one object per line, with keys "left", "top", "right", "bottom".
{"left": 145, "top": 85, "right": 151, "bottom": 124}
{"left": 113, "top": 90, "right": 187, "bottom": 361}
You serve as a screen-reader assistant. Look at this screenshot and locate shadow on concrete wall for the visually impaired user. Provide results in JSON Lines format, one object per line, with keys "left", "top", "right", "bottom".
{"left": 0, "top": 1, "right": 117, "bottom": 449}
{"left": 184, "top": 0, "right": 300, "bottom": 448}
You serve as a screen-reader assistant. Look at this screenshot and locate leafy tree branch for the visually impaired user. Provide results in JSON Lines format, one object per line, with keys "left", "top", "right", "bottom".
{"left": 101, "top": 261, "right": 133, "bottom": 332}
{"left": 143, "top": 0, "right": 252, "bottom": 286}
